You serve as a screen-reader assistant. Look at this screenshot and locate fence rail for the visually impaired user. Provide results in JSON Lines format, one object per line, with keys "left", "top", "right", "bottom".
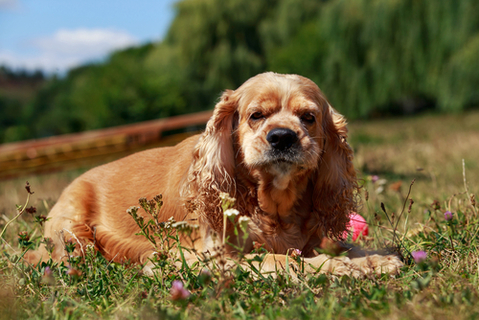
{"left": 0, "top": 110, "right": 213, "bottom": 180}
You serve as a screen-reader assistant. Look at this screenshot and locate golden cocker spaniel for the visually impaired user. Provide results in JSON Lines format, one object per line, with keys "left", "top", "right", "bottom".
{"left": 26, "top": 73, "right": 403, "bottom": 277}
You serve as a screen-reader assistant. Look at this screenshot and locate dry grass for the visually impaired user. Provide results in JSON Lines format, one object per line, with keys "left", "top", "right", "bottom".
{"left": 350, "top": 111, "right": 479, "bottom": 194}
{"left": 349, "top": 111, "right": 479, "bottom": 231}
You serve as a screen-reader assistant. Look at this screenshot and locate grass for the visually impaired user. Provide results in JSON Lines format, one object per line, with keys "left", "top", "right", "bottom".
{"left": 1, "top": 110, "right": 479, "bottom": 319}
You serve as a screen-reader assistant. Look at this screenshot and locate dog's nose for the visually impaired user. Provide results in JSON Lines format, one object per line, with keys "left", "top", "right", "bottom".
{"left": 266, "top": 128, "right": 298, "bottom": 151}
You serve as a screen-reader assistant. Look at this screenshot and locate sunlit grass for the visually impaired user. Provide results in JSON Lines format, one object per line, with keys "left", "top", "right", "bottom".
{"left": 1, "top": 111, "right": 479, "bottom": 319}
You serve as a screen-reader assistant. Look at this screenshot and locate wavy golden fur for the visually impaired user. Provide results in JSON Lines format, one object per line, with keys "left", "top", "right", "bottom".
{"left": 26, "top": 73, "right": 402, "bottom": 277}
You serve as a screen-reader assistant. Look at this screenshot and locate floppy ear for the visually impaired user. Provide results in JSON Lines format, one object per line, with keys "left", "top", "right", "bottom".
{"left": 182, "top": 90, "right": 238, "bottom": 233}
{"left": 313, "top": 104, "right": 358, "bottom": 239}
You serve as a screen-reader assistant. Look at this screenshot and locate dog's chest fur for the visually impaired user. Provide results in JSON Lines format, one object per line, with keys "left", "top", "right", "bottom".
{"left": 237, "top": 180, "right": 323, "bottom": 257}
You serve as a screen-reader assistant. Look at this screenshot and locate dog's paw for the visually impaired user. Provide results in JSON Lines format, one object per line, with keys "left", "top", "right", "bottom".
{"left": 142, "top": 262, "right": 156, "bottom": 277}
{"left": 326, "top": 257, "right": 364, "bottom": 278}
{"left": 305, "top": 255, "right": 364, "bottom": 278}
{"left": 352, "top": 254, "right": 403, "bottom": 276}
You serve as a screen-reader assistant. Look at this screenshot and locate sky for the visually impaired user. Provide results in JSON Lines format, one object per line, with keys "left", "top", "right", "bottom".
{"left": 0, "top": 0, "right": 177, "bottom": 74}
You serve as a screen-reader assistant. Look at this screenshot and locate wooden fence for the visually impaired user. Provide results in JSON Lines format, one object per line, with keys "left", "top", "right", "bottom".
{"left": 0, "top": 110, "right": 213, "bottom": 180}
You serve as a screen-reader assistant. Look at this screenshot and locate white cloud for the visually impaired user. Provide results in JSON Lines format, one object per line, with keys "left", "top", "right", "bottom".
{"left": 0, "top": 28, "right": 139, "bottom": 73}
{"left": 33, "top": 28, "right": 138, "bottom": 56}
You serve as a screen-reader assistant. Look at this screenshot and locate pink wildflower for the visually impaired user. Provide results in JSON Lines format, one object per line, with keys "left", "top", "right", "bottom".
{"left": 343, "top": 213, "right": 369, "bottom": 241}
{"left": 44, "top": 266, "right": 52, "bottom": 276}
{"left": 411, "top": 250, "right": 427, "bottom": 263}
{"left": 41, "top": 266, "right": 55, "bottom": 285}
{"left": 170, "top": 280, "right": 190, "bottom": 300}
{"left": 444, "top": 211, "right": 453, "bottom": 221}
{"left": 290, "top": 248, "right": 302, "bottom": 259}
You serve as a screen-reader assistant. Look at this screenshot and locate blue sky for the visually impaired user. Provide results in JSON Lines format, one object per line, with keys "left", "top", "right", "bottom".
{"left": 0, "top": 0, "right": 177, "bottom": 73}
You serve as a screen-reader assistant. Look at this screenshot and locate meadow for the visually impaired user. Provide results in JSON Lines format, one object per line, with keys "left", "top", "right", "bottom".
{"left": 1, "top": 111, "right": 478, "bottom": 319}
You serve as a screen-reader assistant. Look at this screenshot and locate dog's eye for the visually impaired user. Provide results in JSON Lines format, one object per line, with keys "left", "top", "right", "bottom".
{"left": 250, "top": 112, "right": 264, "bottom": 120}
{"left": 301, "top": 113, "right": 315, "bottom": 124}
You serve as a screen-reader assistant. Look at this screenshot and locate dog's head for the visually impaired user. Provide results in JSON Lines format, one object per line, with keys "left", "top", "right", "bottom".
{"left": 234, "top": 73, "right": 328, "bottom": 190}
{"left": 185, "top": 72, "right": 357, "bottom": 238}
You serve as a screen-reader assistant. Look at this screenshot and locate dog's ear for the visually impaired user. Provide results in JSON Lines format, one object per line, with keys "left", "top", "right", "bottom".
{"left": 183, "top": 90, "right": 238, "bottom": 233}
{"left": 312, "top": 105, "right": 358, "bottom": 239}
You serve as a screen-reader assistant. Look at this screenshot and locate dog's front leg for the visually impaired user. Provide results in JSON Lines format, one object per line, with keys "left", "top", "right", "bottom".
{"left": 237, "top": 252, "right": 402, "bottom": 278}
{"left": 236, "top": 253, "right": 363, "bottom": 278}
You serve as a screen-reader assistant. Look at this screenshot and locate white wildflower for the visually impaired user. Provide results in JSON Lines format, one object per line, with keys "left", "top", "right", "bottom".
{"left": 224, "top": 208, "right": 240, "bottom": 217}
{"left": 376, "top": 179, "right": 387, "bottom": 185}
{"left": 171, "top": 221, "right": 189, "bottom": 229}
{"left": 219, "top": 192, "right": 230, "bottom": 201}
{"left": 238, "top": 216, "right": 250, "bottom": 224}
{"left": 238, "top": 216, "right": 250, "bottom": 233}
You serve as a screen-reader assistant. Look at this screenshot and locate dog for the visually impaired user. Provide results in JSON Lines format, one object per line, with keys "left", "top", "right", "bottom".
{"left": 26, "top": 72, "right": 403, "bottom": 277}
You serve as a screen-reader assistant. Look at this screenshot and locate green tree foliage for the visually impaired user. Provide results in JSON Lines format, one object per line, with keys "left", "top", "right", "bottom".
{"left": 0, "top": 66, "right": 44, "bottom": 142}
{"left": 0, "top": 97, "right": 29, "bottom": 142}
{"left": 1, "top": 0, "right": 479, "bottom": 143}
{"left": 269, "top": 0, "right": 479, "bottom": 117}
{"left": 32, "top": 45, "right": 157, "bottom": 137}
{"left": 167, "top": 0, "right": 270, "bottom": 106}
